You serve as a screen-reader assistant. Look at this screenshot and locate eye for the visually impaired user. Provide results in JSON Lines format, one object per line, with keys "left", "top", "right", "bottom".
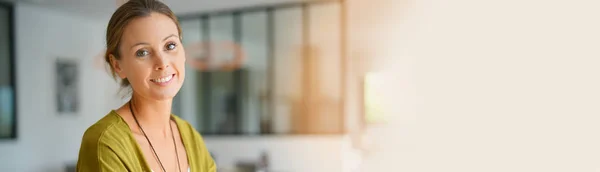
{"left": 135, "top": 49, "right": 149, "bottom": 57}
{"left": 166, "top": 42, "right": 177, "bottom": 51}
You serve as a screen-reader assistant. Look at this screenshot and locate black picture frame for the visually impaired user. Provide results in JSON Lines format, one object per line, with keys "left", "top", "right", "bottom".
{"left": 0, "top": 1, "right": 16, "bottom": 140}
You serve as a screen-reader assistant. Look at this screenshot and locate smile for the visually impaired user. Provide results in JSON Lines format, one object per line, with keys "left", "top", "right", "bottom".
{"left": 150, "top": 74, "right": 175, "bottom": 83}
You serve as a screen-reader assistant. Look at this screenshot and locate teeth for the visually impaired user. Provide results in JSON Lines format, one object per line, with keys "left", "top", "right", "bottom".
{"left": 152, "top": 74, "right": 173, "bottom": 83}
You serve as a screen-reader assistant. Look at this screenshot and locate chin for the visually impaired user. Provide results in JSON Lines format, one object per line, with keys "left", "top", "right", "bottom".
{"left": 149, "top": 88, "right": 180, "bottom": 101}
{"left": 147, "top": 74, "right": 184, "bottom": 100}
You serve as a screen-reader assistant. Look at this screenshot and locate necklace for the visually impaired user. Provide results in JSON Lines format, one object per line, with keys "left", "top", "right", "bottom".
{"left": 129, "top": 101, "right": 182, "bottom": 172}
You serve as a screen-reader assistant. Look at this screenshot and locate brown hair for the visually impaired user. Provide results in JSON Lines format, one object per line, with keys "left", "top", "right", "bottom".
{"left": 105, "top": 0, "right": 182, "bottom": 88}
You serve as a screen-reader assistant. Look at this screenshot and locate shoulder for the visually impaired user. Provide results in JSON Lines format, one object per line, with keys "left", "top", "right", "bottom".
{"left": 77, "top": 111, "right": 133, "bottom": 171}
{"left": 81, "top": 110, "right": 130, "bottom": 147}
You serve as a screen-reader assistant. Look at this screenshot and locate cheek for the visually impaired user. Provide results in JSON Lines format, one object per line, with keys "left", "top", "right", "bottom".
{"left": 178, "top": 48, "right": 186, "bottom": 63}
{"left": 181, "top": 49, "right": 186, "bottom": 63}
{"left": 174, "top": 53, "right": 186, "bottom": 82}
{"left": 175, "top": 52, "right": 186, "bottom": 70}
{"left": 122, "top": 60, "right": 152, "bottom": 83}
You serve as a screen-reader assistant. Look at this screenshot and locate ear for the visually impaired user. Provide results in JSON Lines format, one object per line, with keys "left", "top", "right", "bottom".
{"left": 109, "top": 54, "right": 126, "bottom": 79}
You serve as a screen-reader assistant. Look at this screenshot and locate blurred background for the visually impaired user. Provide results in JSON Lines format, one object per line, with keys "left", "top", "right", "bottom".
{"left": 2, "top": 0, "right": 600, "bottom": 172}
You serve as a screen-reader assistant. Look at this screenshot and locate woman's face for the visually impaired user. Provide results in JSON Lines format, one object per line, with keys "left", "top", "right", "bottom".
{"left": 112, "top": 12, "right": 185, "bottom": 101}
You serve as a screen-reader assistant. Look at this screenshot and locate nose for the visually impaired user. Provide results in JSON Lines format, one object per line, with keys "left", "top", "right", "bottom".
{"left": 154, "top": 52, "right": 170, "bottom": 70}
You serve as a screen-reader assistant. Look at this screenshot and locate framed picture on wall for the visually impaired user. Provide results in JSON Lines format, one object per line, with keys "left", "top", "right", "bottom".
{"left": 56, "top": 58, "right": 79, "bottom": 115}
{"left": 0, "top": 2, "right": 16, "bottom": 139}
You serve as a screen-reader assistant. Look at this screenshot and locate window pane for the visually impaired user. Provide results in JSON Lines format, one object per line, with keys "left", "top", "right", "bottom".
{"left": 0, "top": 7, "right": 10, "bottom": 86}
{"left": 178, "top": 19, "right": 203, "bottom": 130}
{"left": 241, "top": 11, "right": 268, "bottom": 134}
{"left": 205, "top": 15, "right": 238, "bottom": 134}
{"left": 273, "top": 7, "right": 303, "bottom": 134}
{"left": 306, "top": 3, "right": 342, "bottom": 133}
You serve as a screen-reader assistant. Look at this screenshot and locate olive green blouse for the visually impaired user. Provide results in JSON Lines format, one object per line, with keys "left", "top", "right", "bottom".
{"left": 76, "top": 110, "right": 216, "bottom": 172}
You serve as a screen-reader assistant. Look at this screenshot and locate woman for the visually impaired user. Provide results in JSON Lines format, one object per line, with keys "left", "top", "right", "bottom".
{"left": 76, "top": 0, "right": 216, "bottom": 171}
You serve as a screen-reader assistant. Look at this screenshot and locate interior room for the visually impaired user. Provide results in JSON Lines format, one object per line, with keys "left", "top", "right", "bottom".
{"left": 1, "top": 0, "right": 600, "bottom": 172}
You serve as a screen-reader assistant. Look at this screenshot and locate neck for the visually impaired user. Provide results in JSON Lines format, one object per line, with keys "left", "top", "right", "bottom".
{"left": 129, "top": 91, "right": 173, "bottom": 137}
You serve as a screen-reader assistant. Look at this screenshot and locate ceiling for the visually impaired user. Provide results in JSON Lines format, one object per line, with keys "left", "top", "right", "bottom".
{"left": 4, "top": 0, "right": 319, "bottom": 19}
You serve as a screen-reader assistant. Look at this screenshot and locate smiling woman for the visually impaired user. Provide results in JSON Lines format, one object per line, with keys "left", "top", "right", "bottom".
{"left": 76, "top": 0, "right": 216, "bottom": 172}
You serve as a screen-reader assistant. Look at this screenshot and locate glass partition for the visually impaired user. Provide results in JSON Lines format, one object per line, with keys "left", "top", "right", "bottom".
{"left": 177, "top": 1, "right": 343, "bottom": 135}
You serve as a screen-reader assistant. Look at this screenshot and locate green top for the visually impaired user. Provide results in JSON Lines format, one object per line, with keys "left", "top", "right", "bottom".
{"left": 76, "top": 110, "right": 216, "bottom": 172}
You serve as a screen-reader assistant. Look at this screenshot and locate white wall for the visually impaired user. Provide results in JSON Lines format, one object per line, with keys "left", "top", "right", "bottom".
{"left": 0, "top": 3, "right": 114, "bottom": 172}
{"left": 415, "top": 0, "right": 600, "bottom": 171}
{"left": 342, "top": 0, "right": 414, "bottom": 171}
{"left": 204, "top": 135, "right": 346, "bottom": 172}
{"left": 347, "top": 0, "right": 600, "bottom": 171}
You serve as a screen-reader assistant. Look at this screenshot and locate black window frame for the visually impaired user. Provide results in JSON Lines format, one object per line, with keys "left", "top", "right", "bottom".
{"left": 0, "top": 1, "right": 17, "bottom": 140}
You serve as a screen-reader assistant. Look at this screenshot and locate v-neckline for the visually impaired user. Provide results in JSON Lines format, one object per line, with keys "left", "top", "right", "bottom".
{"left": 112, "top": 110, "right": 192, "bottom": 172}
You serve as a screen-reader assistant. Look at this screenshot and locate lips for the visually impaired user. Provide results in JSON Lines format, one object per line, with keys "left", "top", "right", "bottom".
{"left": 150, "top": 74, "right": 175, "bottom": 83}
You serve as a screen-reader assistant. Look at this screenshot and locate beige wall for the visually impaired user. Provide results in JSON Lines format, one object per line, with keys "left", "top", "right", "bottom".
{"left": 348, "top": 0, "right": 600, "bottom": 171}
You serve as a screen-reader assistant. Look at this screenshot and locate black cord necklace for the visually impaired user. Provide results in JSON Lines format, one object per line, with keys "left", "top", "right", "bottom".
{"left": 129, "top": 101, "right": 182, "bottom": 172}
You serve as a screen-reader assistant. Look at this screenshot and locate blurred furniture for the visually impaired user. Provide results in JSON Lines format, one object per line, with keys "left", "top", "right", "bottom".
{"left": 65, "top": 162, "right": 76, "bottom": 172}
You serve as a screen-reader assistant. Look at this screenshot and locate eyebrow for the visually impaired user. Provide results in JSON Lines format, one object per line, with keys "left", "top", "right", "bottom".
{"left": 129, "top": 34, "right": 178, "bottom": 50}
